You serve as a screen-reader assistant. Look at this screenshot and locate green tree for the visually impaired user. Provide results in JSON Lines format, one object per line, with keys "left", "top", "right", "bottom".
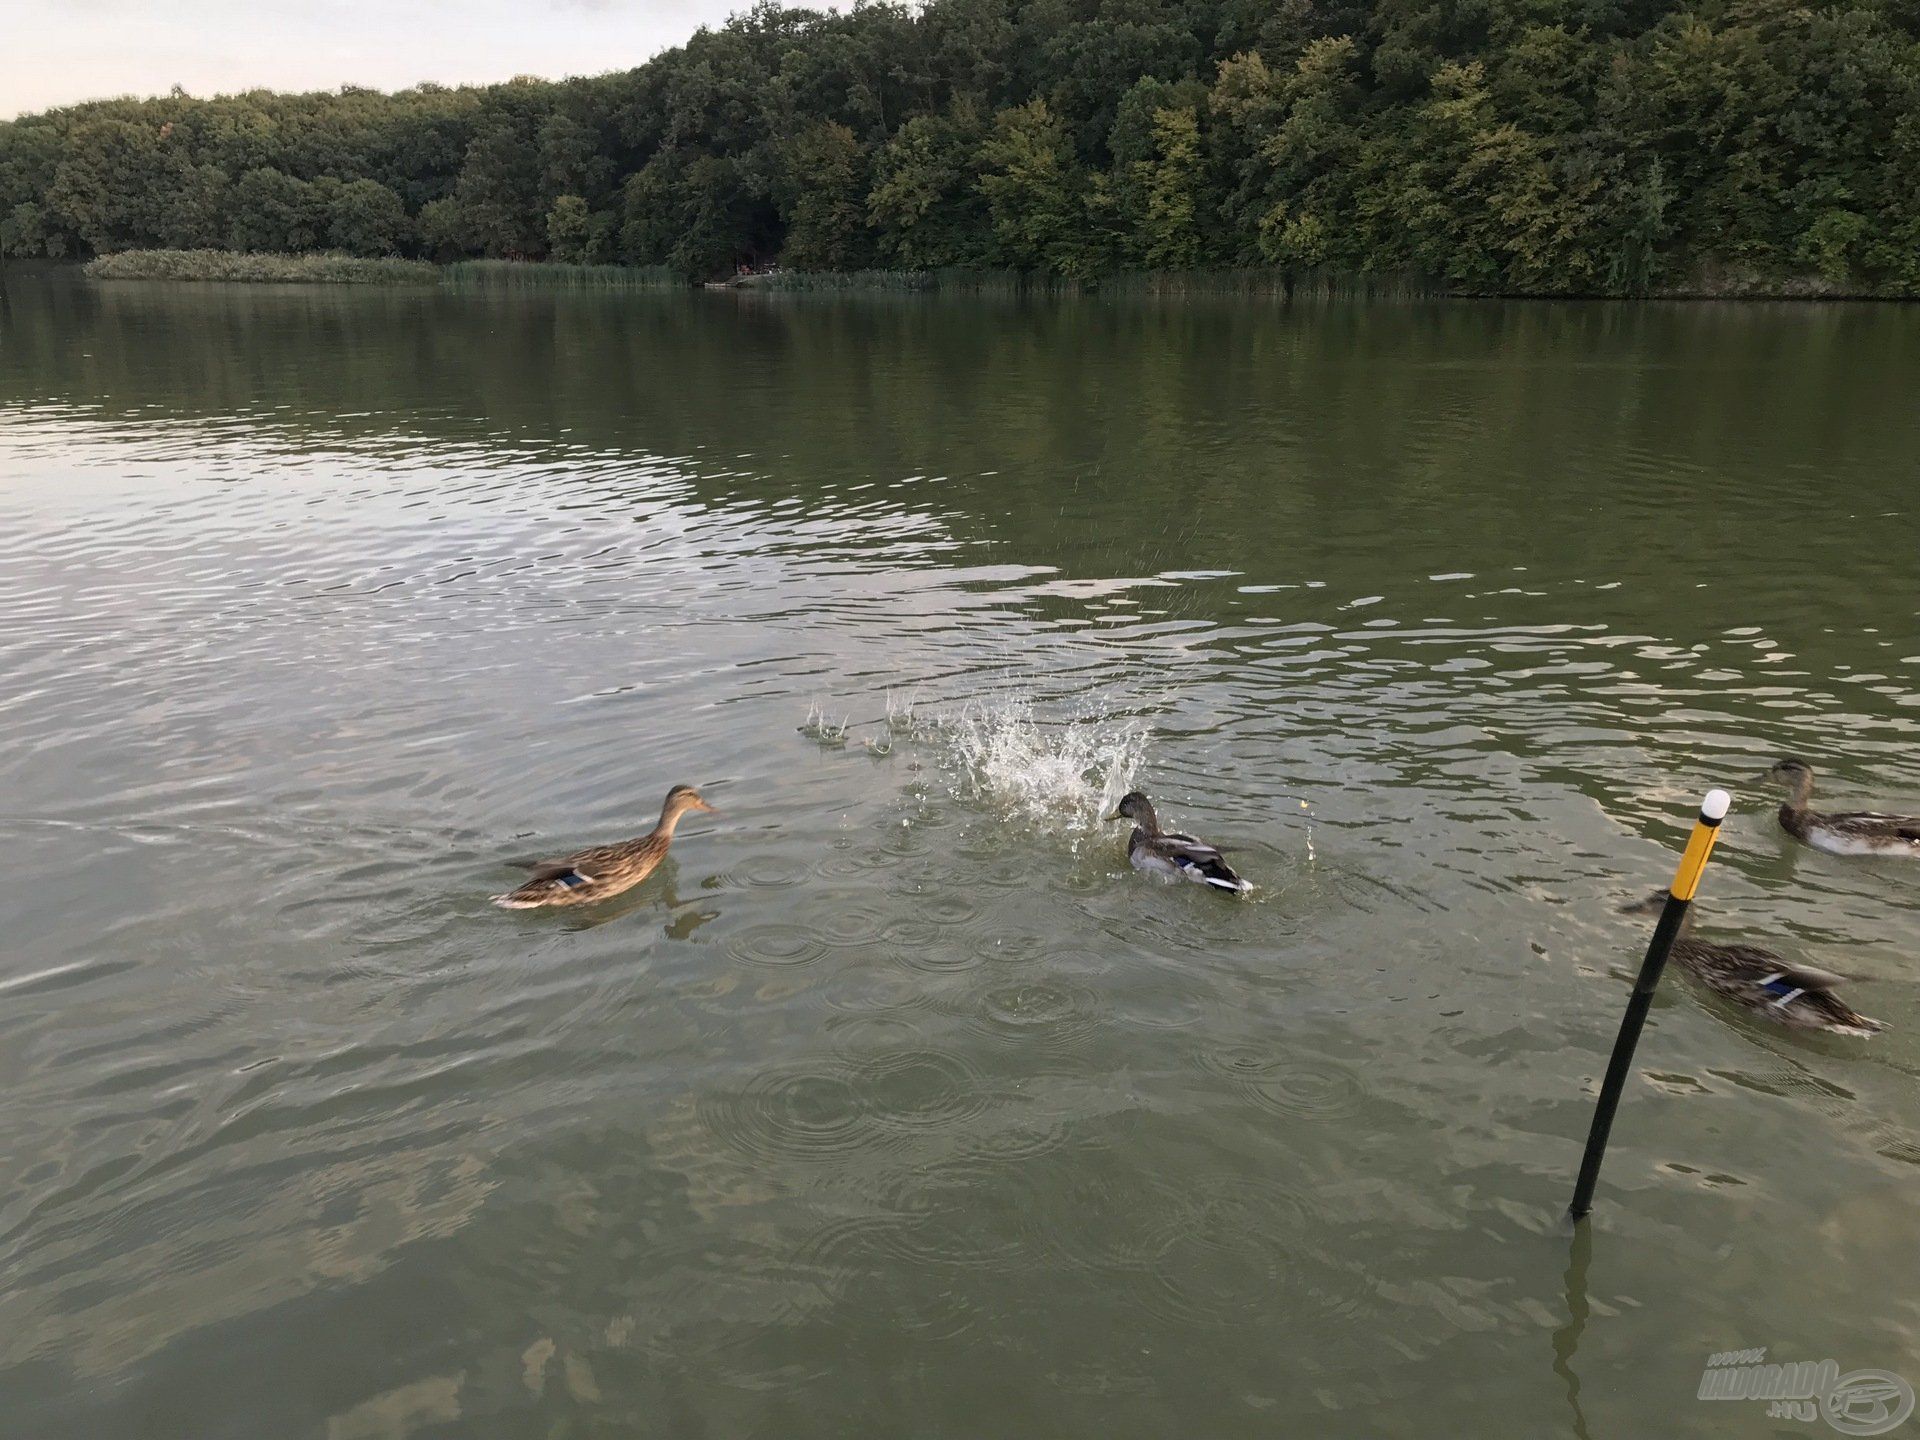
{"left": 537, "top": 110, "right": 613, "bottom": 205}
{"left": 1242, "top": 37, "right": 1367, "bottom": 269}
{"left": 2, "top": 200, "right": 55, "bottom": 258}
{"left": 867, "top": 110, "right": 994, "bottom": 267}
{"left": 453, "top": 116, "right": 544, "bottom": 255}
{"left": 1136, "top": 104, "right": 1206, "bottom": 267}
{"left": 546, "top": 194, "right": 593, "bottom": 261}
{"left": 156, "top": 164, "right": 231, "bottom": 249}
{"left": 621, "top": 151, "right": 776, "bottom": 276}
{"left": 6, "top": 0, "right": 1920, "bottom": 292}
{"left": 977, "top": 99, "right": 1094, "bottom": 274}
{"left": 43, "top": 118, "right": 172, "bottom": 250}
{"left": 227, "top": 168, "right": 321, "bottom": 252}
{"left": 1108, "top": 77, "right": 1209, "bottom": 264}
{"left": 416, "top": 198, "right": 472, "bottom": 259}
{"left": 331, "top": 177, "right": 410, "bottom": 255}
{"left": 617, "top": 162, "right": 678, "bottom": 265}
{"left": 778, "top": 122, "right": 875, "bottom": 269}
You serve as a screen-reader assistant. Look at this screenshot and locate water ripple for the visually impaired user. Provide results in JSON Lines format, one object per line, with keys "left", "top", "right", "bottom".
{"left": 1195, "top": 1043, "right": 1366, "bottom": 1120}
{"left": 970, "top": 980, "right": 1104, "bottom": 1053}
{"left": 725, "top": 926, "right": 830, "bottom": 969}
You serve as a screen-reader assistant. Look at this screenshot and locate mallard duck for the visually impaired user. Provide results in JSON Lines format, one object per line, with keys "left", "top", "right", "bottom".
{"left": 1106, "top": 791, "right": 1250, "bottom": 895}
{"left": 493, "top": 785, "right": 717, "bottom": 909}
{"left": 1767, "top": 758, "right": 1920, "bottom": 857}
{"left": 1622, "top": 891, "right": 1884, "bottom": 1036}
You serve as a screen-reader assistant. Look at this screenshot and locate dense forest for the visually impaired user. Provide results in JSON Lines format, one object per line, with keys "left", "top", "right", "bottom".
{"left": 4, "top": 0, "right": 1919, "bottom": 293}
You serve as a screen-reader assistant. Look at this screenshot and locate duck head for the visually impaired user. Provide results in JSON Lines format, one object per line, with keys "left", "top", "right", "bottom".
{"left": 1764, "top": 757, "right": 1815, "bottom": 805}
{"left": 661, "top": 784, "right": 719, "bottom": 824}
{"left": 1618, "top": 887, "right": 1699, "bottom": 934}
{"left": 1618, "top": 888, "right": 1671, "bottom": 916}
{"left": 1105, "top": 791, "right": 1157, "bottom": 831}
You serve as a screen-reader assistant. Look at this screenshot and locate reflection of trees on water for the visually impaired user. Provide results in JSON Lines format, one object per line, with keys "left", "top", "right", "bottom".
{"left": 5, "top": 279, "right": 1907, "bottom": 659}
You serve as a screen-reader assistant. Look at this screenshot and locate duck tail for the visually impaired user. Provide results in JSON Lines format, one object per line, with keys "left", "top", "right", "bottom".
{"left": 1198, "top": 860, "right": 1252, "bottom": 896}
{"left": 1811, "top": 994, "right": 1885, "bottom": 1037}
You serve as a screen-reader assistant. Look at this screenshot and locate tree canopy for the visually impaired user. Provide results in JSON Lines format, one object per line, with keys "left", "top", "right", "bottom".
{"left": 5, "top": 0, "right": 1919, "bottom": 292}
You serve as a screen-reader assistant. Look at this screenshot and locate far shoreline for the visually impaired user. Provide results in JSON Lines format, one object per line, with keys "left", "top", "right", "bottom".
{"left": 26, "top": 250, "right": 1917, "bottom": 304}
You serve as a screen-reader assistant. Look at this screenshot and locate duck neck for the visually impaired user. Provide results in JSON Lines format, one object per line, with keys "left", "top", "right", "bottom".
{"left": 1132, "top": 802, "right": 1161, "bottom": 838}
{"left": 1782, "top": 771, "right": 1814, "bottom": 811}
{"left": 654, "top": 801, "right": 690, "bottom": 839}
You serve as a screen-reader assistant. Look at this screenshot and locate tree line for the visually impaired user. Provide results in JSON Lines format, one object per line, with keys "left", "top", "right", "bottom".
{"left": 4, "top": 0, "right": 1918, "bottom": 293}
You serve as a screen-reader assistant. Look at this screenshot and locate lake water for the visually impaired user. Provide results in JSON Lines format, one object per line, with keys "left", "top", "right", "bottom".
{"left": 2, "top": 276, "right": 1917, "bottom": 1439}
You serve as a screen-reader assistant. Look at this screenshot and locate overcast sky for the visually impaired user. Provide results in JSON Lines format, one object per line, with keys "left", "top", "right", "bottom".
{"left": 5, "top": 0, "right": 809, "bottom": 118}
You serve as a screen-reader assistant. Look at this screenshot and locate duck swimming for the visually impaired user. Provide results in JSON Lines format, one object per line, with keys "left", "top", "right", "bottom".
{"left": 1767, "top": 758, "right": 1920, "bottom": 858}
{"left": 1622, "top": 891, "right": 1884, "bottom": 1037}
{"left": 1106, "top": 791, "right": 1250, "bottom": 895}
{"left": 493, "top": 785, "right": 717, "bottom": 909}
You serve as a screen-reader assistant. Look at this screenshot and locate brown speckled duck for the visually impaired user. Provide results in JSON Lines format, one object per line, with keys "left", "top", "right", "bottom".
{"left": 494, "top": 785, "right": 716, "bottom": 909}
{"left": 1767, "top": 759, "right": 1920, "bottom": 858}
{"left": 1622, "top": 891, "right": 1884, "bottom": 1037}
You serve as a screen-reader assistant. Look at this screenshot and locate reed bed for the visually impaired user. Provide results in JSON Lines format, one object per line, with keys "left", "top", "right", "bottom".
{"left": 745, "top": 265, "right": 1444, "bottom": 298}
{"left": 439, "top": 259, "right": 683, "bottom": 290}
{"left": 85, "top": 249, "right": 436, "bottom": 284}
{"left": 741, "top": 269, "right": 936, "bottom": 293}
{"left": 743, "top": 268, "right": 1099, "bottom": 295}
{"left": 86, "top": 251, "right": 683, "bottom": 289}
{"left": 1099, "top": 266, "right": 1445, "bottom": 299}
{"left": 85, "top": 251, "right": 1445, "bottom": 301}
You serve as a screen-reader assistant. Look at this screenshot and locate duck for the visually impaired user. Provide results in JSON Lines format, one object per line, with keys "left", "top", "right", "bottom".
{"left": 1621, "top": 891, "right": 1884, "bottom": 1037}
{"left": 1766, "top": 758, "right": 1920, "bottom": 858}
{"left": 1106, "top": 791, "right": 1250, "bottom": 895}
{"left": 493, "top": 785, "right": 717, "bottom": 909}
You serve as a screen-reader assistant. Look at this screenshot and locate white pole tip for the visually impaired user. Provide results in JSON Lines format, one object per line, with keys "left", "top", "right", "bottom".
{"left": 1701, "top": 789, "right": 1731, "bottom": 822}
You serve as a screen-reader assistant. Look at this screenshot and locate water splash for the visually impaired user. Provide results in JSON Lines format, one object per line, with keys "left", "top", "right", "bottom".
{"left": 946, "top": 700, "right": 1148, "bottom": 840}
{"left": 885, "top": 690, "right": 919, "bottom": 732}
{"left": 799, "top": 701, "right": 851, "bottom": 747}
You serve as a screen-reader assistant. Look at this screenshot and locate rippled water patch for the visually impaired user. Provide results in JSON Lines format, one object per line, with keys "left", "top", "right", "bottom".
{"left": 4, "top": 285, "right": 1920, "bottom": 1440}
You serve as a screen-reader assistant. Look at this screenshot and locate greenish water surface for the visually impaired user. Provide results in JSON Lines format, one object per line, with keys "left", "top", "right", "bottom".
{"left": 2, "top": 277, "right": 1917, "bottom": 1438}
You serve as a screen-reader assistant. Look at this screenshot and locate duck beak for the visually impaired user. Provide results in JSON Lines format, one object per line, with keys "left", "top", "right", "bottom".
{"left": 1104, "top": 809, "right": 1123, "bottom": 822}
{"left": 696, "top": 799, "right": 719, "bottom": 815}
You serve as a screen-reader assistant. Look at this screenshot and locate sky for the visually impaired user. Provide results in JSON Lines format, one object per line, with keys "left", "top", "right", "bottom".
{"left": 5, "top": 0, "right": 808, "bottom": 118}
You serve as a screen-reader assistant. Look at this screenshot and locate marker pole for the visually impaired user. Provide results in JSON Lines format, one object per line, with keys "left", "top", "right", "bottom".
{"left": 1570, "top": 788, "right": 1730, "bottom": 1219}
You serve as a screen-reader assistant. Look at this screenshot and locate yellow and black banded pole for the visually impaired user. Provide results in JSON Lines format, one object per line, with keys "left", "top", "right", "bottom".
{"left": 1570, "top": 788, "right": 1730, "bottom": 1219}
